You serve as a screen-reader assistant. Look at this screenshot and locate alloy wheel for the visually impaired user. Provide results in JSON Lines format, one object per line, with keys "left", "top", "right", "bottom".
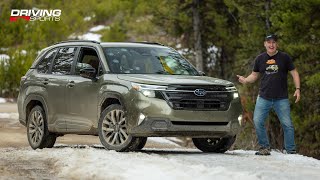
{"left": 28, "top": 110, "right": 44, "bottom": 146}
{"left": 101, "top": 109, "right": 129, "bottom": 146}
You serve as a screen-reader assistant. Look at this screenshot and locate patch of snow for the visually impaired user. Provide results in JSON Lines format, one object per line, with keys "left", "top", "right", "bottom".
{"left": 0, "top": 48, "right": 9, "bottom": 51}
{"left": 68, "top": 33, "right": 77, "bottom": 39}
{"left": 89, "top": 25, "right": 107, "bottom": 32}
{"left": 176, "top": 43, "right": 182, "bottom": 49}
{"left": 77, "top": 33, "right": 102, "bottom": 42}
{"left": 148, "top": 137, "right": 180, "bottom": 147}
{"left": 0, "top": 98, "right": 6, "bottom": 103}
{"left": 0, "top": 113, "right": 19, "bottom": 120}
{"left": 68, "top": 24, "right": 109, "bottom": 42}
{"left": 207, "top": 45, "right": 218, "bottom": 53}
{"left": 166, "top": 137, "right": 184, "bottom": 144}
{"left": 177, "top": 48, "right": 190, "bottom": 56}
{"left": 84, "top": 16, "right": 92, "bottom": 21}
{"left": 207, "top": 45, "right": 219, "bottom": 68}
{"left": 21, "top": 50, "right": 27, "bottom": 55}
{"left": 0, "top": 54, "right": 10, "bottom": 60}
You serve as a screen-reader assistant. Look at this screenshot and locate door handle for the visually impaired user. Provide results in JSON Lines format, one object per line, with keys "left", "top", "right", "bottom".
{"left": 43, "top": 78, "right": 49, "bottom": 85}
{"left": 67, "top": 81, "right": 75, "bottom": 88}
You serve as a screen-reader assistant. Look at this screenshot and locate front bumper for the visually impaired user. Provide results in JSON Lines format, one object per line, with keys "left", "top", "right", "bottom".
{"left": 125, "top": 92, "right": 243, "bottom": 137}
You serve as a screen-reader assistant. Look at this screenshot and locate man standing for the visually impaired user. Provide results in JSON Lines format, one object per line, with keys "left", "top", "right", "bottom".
{"left": 237, "top": 34, "right": 301, "bottom": 155}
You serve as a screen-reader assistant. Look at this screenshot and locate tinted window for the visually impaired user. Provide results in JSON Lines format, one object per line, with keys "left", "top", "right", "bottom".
{"left": 37, "top": 48, "right": 57, "bottom": 74}
{"left": 52, "top": 47, "right": 77, "bottom": 75}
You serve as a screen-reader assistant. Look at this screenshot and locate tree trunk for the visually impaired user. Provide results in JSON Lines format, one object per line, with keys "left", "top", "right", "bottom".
{"left": 219, "top": 47, "right": 226, "bottom": 79}
{"left": 192, "top": 0, "right": 203, "bottom": 71}
{"left": 264, "top": 0, "right": 271, "bottom": 31}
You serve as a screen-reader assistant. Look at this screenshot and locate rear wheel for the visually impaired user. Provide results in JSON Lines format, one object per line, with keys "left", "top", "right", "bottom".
{"left": 135, "top": 137, "right": 147, "bottom": 150}
{"left": 98, "top": 104, "right": 137, "bottom": 152}
{"left": 43, "top": 134, "right": 57, "bottom": 148}
{"left": 130, "top": 137, "right": 148, "bottom": 151}
{"left": 192, "top": 136, "right": 236, "bottom": 153}
{"left": 27, "top": 106, "right": 56, "bottom": 149}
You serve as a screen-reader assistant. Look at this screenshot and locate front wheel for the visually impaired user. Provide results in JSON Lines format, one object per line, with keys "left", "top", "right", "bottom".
{"left": 192, "top": 136, "right": 236, "bottom": 153}
{"left": 98, "top": 104, "right": 137, "bottom": 152}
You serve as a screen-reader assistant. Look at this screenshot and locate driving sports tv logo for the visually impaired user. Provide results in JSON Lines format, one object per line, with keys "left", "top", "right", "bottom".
{"left": 10, "top": 9, "right": 61, "bottom": 22}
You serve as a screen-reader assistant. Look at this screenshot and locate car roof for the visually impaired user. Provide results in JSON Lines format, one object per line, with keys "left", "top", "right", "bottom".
{"left": 52, "top": 40, "right": 165, "bottom": 47}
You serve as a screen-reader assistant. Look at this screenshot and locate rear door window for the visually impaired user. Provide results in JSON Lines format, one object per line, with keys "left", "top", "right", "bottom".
{"left": 52, "top": 47, "right": 77, "bottom": 75}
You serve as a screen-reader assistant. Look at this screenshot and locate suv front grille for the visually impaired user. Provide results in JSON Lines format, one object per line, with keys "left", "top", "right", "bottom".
{"left": 161, "top": 85, "right": 233, "bottom": 111}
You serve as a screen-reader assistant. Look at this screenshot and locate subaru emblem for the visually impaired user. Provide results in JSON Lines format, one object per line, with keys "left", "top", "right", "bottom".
{"left": 194, "top": 89, "right": 206, "bottom": 96}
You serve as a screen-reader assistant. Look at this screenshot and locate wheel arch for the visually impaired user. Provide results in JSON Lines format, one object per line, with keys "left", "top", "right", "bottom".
{"left": 99, "top": 92, "right": 126, "bottom": 114}
{"left": 24, "top": 94, "right": 49, "bottom": 125}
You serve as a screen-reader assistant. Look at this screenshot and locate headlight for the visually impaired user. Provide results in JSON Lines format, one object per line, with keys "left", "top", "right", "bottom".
{"left": 226, "top": 86, "right": 239, "bottom": 99}
{"left": 238, "top": 115, "right": 243, "bottom": 126}
{"left": 233, "top": 92, "right": 239, "bottom": 99}
{"left": 142, "top": 90, "right": 155, "bottom": 97}
{"left": 131, "top": 83, "right": 167, "bottom": 98}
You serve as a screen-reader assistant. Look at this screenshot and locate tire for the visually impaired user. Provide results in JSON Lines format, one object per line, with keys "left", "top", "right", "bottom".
{"left": 98, "top": 104, "right": 137, "bottom": 152}
{"left": 135, "top": 137, "right": 147, "bottom": 150}
{"left": 192, "top": 136, "right": 236, "bottom": 153}
{"left": 27, "top": 106, "right": 52, "bottom": 149}
{"left": 129, "top": 137, "right": 148, "bottom": 151}
{"left": 42, "top": 134, "right": 57, "bottom": 148}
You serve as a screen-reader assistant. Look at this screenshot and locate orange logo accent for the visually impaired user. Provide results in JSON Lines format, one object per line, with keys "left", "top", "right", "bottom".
{"left": 266, "top": 59, "right": 276, "bottom": 64}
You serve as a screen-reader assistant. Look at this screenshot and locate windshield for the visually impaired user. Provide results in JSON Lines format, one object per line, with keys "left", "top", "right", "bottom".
{"left": 103, "top": 46, "right": 199, "bottom": 75}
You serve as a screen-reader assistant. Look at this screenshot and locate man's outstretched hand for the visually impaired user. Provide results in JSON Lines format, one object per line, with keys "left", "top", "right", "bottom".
{"left": 237, "top": 75, "right": 247, "bottom": 84}
{"left": 293, "top": 89, "right": 300, "bottom": 103}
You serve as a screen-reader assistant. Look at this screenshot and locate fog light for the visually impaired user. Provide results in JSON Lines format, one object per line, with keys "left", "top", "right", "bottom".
{"left": 138, "top": 113, "right": 146, "bottom": 125}
{"left": 238, "top": 115, "right": 243, "bottom": 126}
{"left": 233, "top": 92, "right": 239, "bottom": 99}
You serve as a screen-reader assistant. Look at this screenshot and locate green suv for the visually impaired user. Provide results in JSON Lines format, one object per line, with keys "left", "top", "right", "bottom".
{"left": 18, "top": 40, "right": 242, "bottom": 152}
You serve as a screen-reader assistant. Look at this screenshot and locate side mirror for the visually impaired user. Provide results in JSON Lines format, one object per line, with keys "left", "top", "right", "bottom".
{"left": 199, "top": 71, "right": 206, "bottom": 76}
{"left": 80, "top": 67, "right": 96, "bottom": 79}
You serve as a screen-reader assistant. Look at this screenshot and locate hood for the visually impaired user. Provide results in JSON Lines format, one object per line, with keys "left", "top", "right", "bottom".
{"left": 117, "top": 74, "right": 233, "bottom": 86}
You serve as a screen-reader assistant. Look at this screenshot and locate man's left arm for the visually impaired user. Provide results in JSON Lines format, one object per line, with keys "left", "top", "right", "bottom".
{"left": 290, "top": 69, "right": 300, "bottom": 103}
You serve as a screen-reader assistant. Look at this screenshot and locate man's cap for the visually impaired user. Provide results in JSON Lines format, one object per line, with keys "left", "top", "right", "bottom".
{"left": 265, "top": 34, "right": 277, "bottom": 41}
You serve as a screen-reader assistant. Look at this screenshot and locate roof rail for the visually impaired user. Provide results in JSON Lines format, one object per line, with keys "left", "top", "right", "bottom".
{"left": 130, "top": 41, "right": 164, "bottom": 46}
{"left": 54, "top": 40, "right": 100, "bottom": 45}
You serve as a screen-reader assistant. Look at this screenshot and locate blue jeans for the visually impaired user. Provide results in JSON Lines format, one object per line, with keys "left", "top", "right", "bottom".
{"left": 253, "top": 96, "right": 296, "bottom": 151}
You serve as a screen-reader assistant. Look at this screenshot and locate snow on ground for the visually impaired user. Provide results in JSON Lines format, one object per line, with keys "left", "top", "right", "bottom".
{"left": 0, "top": 107, "right": 320, "bottom": 180}
{"left": 148, "top": 137, "right": 180, "bottom": 147}
{"left": 0, "top": 98, "right": 6, "bottom": 103}
{"left": 69, "top": 25, "right": 110, "bottom": 42}
{"left": 77, "top": 33, "right": 102, "bottom": 42}
{"left": 1, "top": 146, "right": 319, "bottom": 180}
{"left": 89, "top": 25, "right": 109, "bottom": 32}
{"left": 0, "top": 54, "right": 10, "bottom": 60}
{"left": 84, "top": 16, "right": 92, "bottom": 21}
{"left": 21, "top": 49, "right": 27, "bottom": 55}
{"left": 0, "top": 113, "right": 19, "bottom": 120}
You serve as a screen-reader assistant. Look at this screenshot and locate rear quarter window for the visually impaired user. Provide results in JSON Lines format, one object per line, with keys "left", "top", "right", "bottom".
{"left": 37, "top": 48, "right": 58, "bottom": 74}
